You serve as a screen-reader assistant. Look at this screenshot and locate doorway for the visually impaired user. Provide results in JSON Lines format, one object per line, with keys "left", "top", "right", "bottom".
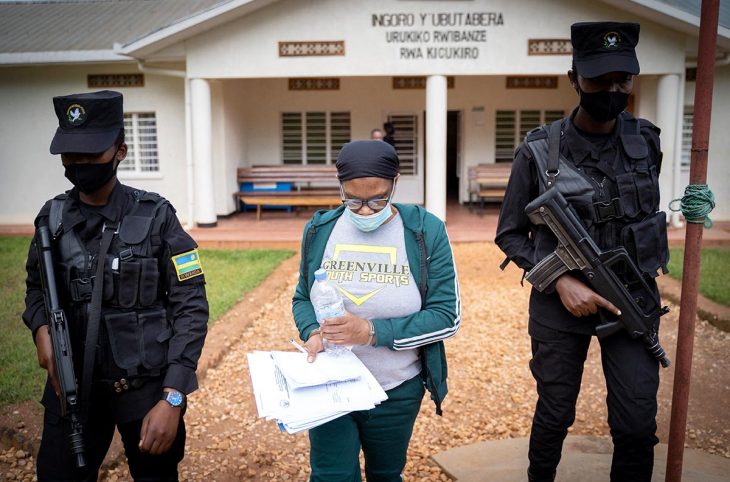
{"left": 446, "top": 110, "right": 461, "bottom": 201}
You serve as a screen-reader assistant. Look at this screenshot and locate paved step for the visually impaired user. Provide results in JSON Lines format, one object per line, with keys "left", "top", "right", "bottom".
{"left": 432, "top": 435, "right": 730, "bottom": 482}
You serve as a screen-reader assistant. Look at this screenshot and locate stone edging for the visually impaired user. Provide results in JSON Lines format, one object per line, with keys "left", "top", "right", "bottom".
{"left": 657, "top": 275, "right": 730, "bottom": 333}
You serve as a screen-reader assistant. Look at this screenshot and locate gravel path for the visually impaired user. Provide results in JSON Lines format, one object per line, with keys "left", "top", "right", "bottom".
{"left": 3, "top": 242, "right": 728, "bottom": 481}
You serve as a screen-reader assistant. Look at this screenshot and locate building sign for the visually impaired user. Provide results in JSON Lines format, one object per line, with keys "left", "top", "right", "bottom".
{"left": 392, "top": 76, "right": 455, "bottom": 89}
{"left": 88, "top": 74, "right": 144, "bottom": 88}
{"left": 528, "top": 39, "right": 572, "bottom": 56}
{"left": 371, "top": 11, "right": 504, "bottom": 60}
{"left": 279, "top": 41, "right": 345, "bottom": 57}
{"left": 506, "top": 76, "right": 558, "bottom": 89}
{"left": 288, "top": 78, "right": 340, "bottom": 90}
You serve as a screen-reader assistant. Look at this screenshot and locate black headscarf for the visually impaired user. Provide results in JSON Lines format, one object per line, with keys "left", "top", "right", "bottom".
{"left": 336, "top": 140, "right": 399, "bottom": 181}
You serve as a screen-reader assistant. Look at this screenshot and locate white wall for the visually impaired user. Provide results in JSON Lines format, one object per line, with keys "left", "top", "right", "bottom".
{"left": 185, "top": 0, "right": 686, "bottom": 79}
{"left": 216, "top": 75, "right": 577, "bottom": 207}
{"left": 0, "top": 64, "right": 187, "bottom": 224}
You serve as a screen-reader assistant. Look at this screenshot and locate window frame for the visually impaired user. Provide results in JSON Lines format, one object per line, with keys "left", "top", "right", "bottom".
{"left": 494, "top": 109, "right": 565, "bottom": 163}
{"left": 117, "top": 112, "right": 162, "bottom": 179}
{"left": 281, "top": 111, "right": 351, "bottom": 165}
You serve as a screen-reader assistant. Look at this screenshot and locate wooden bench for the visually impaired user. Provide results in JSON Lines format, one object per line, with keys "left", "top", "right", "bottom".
{"left": 234, "top": 165, "right": 341, "bottom": 220}
{"left": 468, "top": 163, "right": 513, "bottom": 212}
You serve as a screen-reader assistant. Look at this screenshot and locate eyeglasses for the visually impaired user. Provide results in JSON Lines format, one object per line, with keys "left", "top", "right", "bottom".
{"left": 340, "top": 181, "right": 395, "bottom": 212}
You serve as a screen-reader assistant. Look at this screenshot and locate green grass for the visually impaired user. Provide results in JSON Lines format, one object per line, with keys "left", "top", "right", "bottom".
{"left": 0, "top": 235, "right": 292, "bottom": 407}
{"left": 667, "top": 247, "right": 730, "bottom": 306}
{"left": 200, "top": 248, "right": 293, "bottom": 322}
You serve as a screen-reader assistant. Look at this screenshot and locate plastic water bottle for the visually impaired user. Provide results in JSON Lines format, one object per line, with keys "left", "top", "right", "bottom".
{"left": 311, "top": 268, "right": 349, "bottom": 354}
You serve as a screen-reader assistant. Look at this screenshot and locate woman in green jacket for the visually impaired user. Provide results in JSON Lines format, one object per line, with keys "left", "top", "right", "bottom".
{"left": 292, "top": 140, "right": 461, "bottom": 481}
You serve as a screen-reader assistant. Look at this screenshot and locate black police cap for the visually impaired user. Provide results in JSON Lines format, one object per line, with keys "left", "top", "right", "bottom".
{"left": 571, "top": 22, "right": 640, "bottom": 79}
{"left": 50, "top": 90, "right": 124, "bottom": 154}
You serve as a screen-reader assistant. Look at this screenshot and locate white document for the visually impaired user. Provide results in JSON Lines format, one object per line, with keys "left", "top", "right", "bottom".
{"left": 247, "top": 349, "right": 389, "bottom": 434}
{"left": 271, "top": 349, "right": 365, "bottom": 389}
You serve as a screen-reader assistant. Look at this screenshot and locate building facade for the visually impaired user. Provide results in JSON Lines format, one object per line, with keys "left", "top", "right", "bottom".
{"left": 1, "top": 0, "right": 728, "bottom": 226}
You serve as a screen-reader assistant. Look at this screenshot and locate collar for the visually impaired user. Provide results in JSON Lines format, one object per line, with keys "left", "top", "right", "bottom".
{"left": 564, "top": 109, "right": 620, "bottom": 178}
{"left": 61, "top": 181, "right": 124, "bottom": 231}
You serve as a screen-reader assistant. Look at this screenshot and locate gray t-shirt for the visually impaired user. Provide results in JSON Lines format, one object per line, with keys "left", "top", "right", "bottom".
{"left": 322, "top": 211, "right": 422, "bottom": 391}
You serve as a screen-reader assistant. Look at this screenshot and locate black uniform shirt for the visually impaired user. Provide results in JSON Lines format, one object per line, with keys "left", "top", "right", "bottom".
{"left": 23, "top": 182, "right": 208, "bottom": 419}
{"left": 495, "top": 110, "right": 661, "bottom": 334}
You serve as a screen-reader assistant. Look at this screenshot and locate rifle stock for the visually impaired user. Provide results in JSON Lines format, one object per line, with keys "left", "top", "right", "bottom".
{"left": 524, "top": 189, "right": 670, "bottom": 368}
{"left": 36, "top": 226, "right": 86, "bottom": 468}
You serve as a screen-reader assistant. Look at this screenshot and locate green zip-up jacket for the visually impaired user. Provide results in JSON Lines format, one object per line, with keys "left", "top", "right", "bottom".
{"left": 292, "top": 204, "right": 461, "bottom": 415}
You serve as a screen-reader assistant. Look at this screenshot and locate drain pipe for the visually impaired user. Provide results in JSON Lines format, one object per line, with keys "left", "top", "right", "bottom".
{"left": 136, "top": 61, "right": 195, "bottom": 230}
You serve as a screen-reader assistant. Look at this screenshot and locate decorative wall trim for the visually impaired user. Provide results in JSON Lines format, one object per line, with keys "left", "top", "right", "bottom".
{"left": 506, "top": 76, "right": 559, "bottom": 89}
{"left": 87, "top": 73, "right": 144, "bottom": 88}
{"left": 528, "top": 39, "right": 572, "bottom": 56}
{"left": 392, "top": 76, "right": 455, "bottom": 89}
{"left": 279, "top": 41, "right": 345, "bottom": 57}
{"left": 288, "top": 78, "right": 340, "bottom": 90}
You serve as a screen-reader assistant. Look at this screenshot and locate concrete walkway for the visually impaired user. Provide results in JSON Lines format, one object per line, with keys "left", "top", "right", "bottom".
{"left": 432, "top": 435, "right": 730, "bottom": 481}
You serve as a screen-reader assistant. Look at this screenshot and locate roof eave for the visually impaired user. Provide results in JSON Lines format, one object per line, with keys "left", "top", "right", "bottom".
{"left": 0, "top": 50, "right": 133, "bottom": 66}
{"left": 117, "top": 0, "right": 280, "bottom": 59}
{"left": 598, "top": 0, "right": 730, "bottom": 50}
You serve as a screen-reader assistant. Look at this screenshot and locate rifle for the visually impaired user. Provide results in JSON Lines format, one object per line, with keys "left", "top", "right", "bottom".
{"left": 524, "top": 188, "right": 671, "bottom": 368}
{"left": 36, "top": 225, "right": 86, "bottom": 468}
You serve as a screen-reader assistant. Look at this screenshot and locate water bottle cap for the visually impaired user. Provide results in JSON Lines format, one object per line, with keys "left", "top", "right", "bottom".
{"left": 314, "top": 268, "right": 327, "bottom": 281}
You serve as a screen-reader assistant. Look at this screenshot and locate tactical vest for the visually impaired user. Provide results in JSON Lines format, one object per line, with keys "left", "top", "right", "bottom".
{"left": 524, "top": 112, "right": 669, "bottom": 276}
{"left": 48, "top": 190, "right": 172, "bottom": 379}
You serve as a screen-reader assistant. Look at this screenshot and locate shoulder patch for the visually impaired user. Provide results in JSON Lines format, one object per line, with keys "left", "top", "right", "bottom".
{"left": 172, "top": 249, "right": 204, "bottom": 281}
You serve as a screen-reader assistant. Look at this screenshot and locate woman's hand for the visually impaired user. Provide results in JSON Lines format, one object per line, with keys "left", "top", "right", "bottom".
{"left": 303, "top": 329, "right": 325, "bottom": 363}
{"left": 320, "top": 311, "right": 371, "bottom": 347}
{"left": 555, "top": 274, "right": 622, "bottom": 318}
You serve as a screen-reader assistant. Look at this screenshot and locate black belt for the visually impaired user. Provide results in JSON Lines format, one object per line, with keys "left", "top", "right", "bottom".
{"left": 96, "top": 376, "right": 150, "bottom": 395}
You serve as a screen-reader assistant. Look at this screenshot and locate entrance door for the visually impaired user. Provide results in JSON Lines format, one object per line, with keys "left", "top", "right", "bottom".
{"left": 446, "top": 111, "right": 461, "bottom": 201}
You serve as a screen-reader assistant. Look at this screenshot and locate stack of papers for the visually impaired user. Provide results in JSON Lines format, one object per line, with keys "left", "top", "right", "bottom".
{"left": 247, "top": 349, "right": 388, "bottom": 433}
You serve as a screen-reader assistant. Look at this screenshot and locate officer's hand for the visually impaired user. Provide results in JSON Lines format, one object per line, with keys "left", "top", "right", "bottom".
{"left": 555, "top": 274, "right": 622, "bottom": 318}
{"left": 34, "top": 326, "right": 60, "bottom": 397}
{"left": 139, "top": 400, "right": 181, "bottom": 455}
{"left": 303, "top": 329, "right": 324, "bottom": 363}
{"left": 321, "top": 311, "right": 371, "bottom": 346}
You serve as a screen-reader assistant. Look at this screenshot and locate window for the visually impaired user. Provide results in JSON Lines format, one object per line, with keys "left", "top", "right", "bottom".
{"left": 118, "top": 113, "right": 159, "bottom": 173}
{"left": 681, "top": 107, "right": 693, "bottom": 168}
{"left": 281, "top": 111, "right": 351, "bottom": 164}
{"left": 387, "top": 114, "right": 418, "bottom": 176}
{"left": 495, "top": 109, "right": 564, "bottom": 163}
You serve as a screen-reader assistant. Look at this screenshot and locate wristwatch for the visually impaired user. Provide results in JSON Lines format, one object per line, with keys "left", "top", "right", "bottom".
{"left": 161, "top": 390, "right": 185, "bottom": 408}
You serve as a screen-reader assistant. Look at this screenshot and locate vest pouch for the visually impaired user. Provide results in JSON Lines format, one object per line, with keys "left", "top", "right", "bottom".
{"left": 138, "top": 309, "right": 170, "bottom": 370}
{"left": 634, "top": 167, "right": 657, "bottom": 215}
{"left": 621, "top": 211, "right": 669, "bottom": 276}
{"left": 103, "top": 312, "right": 142, "bottom": 370}
{"left": 616, "top": 172, "right": 640, "bottom": 219}
{"left": 118, "top": 260, "right": 141, "bottom": 308}
{"left": 103, "top": 255, "right": 117, "bottom": 302}
{"left": 137, "top": 258, "right": 160, "bottom": 307}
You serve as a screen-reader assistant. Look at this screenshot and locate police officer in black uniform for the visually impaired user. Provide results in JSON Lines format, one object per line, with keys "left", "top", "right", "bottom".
{"left": 496, "top": 22, "right": 669, "bottom": 482}
{"left": 23, "top": 90, "right": 209, "bottom": 481}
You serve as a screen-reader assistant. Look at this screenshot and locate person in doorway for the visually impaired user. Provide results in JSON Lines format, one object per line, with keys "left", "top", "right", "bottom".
{"left": 292, "top": 140, "right": 461, "bottom": 481}
{"left": 382, "top": 122, "right": 396, "bottom": 148}
{"left": 24, "top": 90, "right": 208, "bottom": 481}
{"left": 495, "top": 22, "right": 669, "bottom": 482}
{"left": 370, "top": 128, "right": 384, "bottom": 141}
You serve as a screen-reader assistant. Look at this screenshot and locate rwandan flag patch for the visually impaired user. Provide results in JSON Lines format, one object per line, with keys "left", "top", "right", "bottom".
{"left": 172, "top": 249, "right": 203, "bottom": 281}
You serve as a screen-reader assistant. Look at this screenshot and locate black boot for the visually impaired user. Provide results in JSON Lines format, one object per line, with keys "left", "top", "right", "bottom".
{"left": 527, "top": 467, "right": 556, "bottom": 482}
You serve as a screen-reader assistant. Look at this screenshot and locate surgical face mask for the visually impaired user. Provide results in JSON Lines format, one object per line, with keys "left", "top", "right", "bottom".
{"left": 64, "top": 151, "right": 118, "bottom": 194}
{"left": 343, "top": 202, "right": 393, "bottom": 232}
{"left": 578, "top": 89, "right": 629, "bottom": 123}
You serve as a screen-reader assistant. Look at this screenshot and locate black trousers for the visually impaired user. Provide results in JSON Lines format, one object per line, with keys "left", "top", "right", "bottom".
{"left": 527, "top": 319, "right": 659, "bottom": 482}
{"left": 36, "top": 391, "right": 186, "bottom": 481}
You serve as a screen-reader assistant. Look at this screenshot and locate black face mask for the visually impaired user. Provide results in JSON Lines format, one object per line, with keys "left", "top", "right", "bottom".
{"left": 64, "top": 151, "right": 119, "bottom": 194}
{"left": 578, "top": 89, "right": 630, "bottom": 123}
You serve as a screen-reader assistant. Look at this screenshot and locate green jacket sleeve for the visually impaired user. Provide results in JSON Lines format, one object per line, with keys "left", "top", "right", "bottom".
{"left": 292, "top": 221, "right": 320, "bottom": 343}
{"left": 373, "top": 219, "right": 461, "bottom": 350}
